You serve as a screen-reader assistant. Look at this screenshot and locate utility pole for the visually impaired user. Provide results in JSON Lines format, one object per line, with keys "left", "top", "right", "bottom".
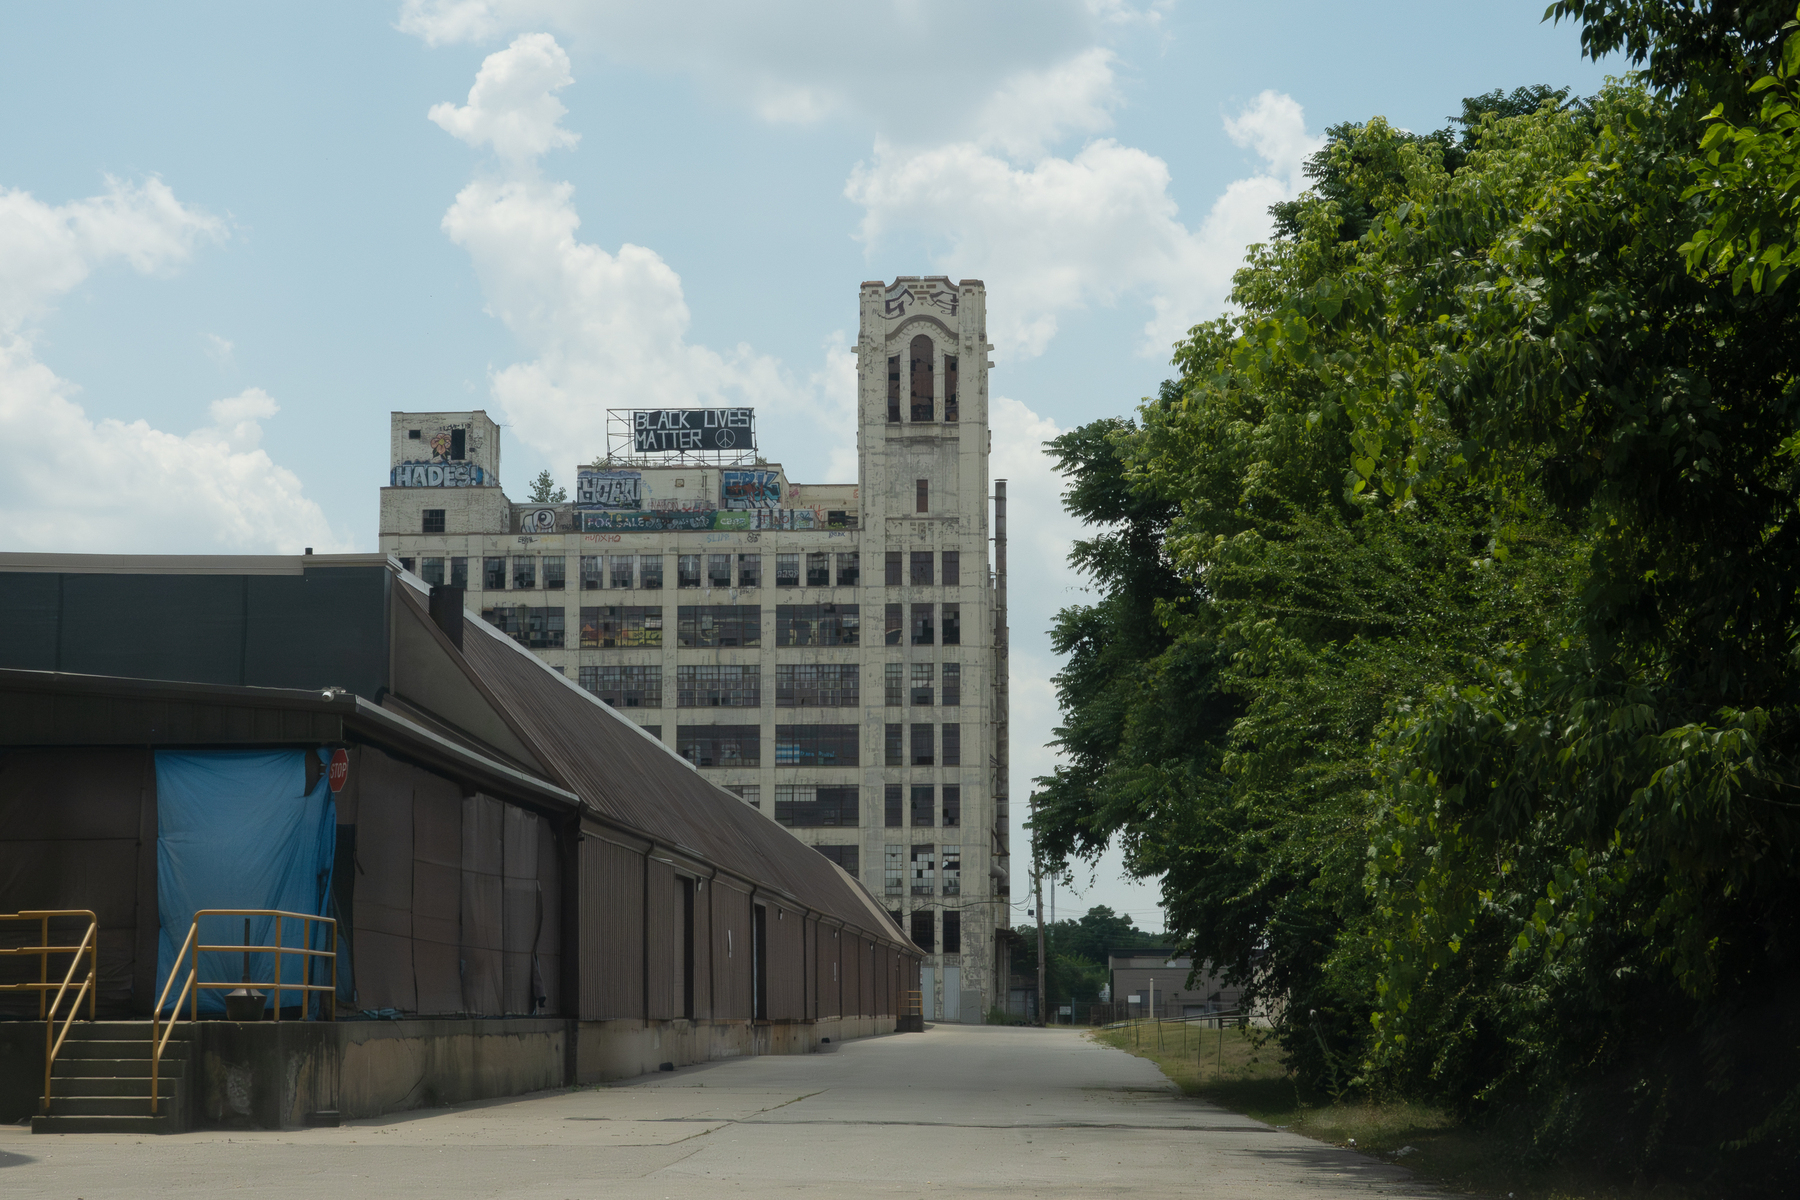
{"left": 1031, "top": 799, "right": 1046, "bottom": 1027}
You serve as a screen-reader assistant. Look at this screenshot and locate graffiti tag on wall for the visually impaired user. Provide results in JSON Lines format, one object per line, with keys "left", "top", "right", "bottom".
{"left": 392, "top": 462, "right": 485, "bottom": 487}
{"left": 578, "top": 508, "right": 826, "bottom": 532}
{"left": 721, "top": 469, "right": 781, "bottom": 510}
{"left": 575, "top": 469, "right": 641, "bottom": 509}
{"left": 521, "top": 509, "right": 557, "bottom": 533}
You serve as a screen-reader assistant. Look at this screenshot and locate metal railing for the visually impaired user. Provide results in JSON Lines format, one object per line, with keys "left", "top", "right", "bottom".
{"left": 1, "top": 910, "right": 99, "bottom": 1112}
{"left": 901, "top": 989, "right": 923, "bottom": 1018}
{"left": 151, "top": 909, "right": 337, "bottom": 1114}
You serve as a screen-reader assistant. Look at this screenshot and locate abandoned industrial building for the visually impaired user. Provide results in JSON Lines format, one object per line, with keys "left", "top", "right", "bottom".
{"left": 379, "top": 278, "right": 1012, "bottom": 1025}
{"left": 0, "top": 552, "right": 921, "bottom": 1131}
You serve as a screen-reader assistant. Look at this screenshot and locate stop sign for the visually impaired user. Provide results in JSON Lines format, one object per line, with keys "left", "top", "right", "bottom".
{"left": 328, "top": 748, "right": 349, "bottom": 794}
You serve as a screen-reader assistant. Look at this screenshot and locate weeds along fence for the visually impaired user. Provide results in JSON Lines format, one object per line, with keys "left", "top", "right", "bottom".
{"left": 1102, "top": 1011, "right": 1250, "bottom": 1080}
{"left": 1058, "top": 1000, "right": 1245, "bottom": 1026}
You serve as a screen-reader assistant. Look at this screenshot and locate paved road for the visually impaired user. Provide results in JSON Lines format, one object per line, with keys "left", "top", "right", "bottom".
{"left": 0, "top": 1024, "right": 1435, "bottom": 1198}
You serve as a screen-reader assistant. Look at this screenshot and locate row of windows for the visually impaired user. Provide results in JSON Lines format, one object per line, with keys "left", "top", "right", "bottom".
{"left": 398, "top": 551, "right": 966, "bottom": 592}
{"left": 897, "top": 908, "right": 963, "bottom": 954}
{"left": 662, "top": 726, "right": 965, "bottom": 769}
{"left": 482, "top": 603, "right": 964, "bottom": 648}
{"left": 888, "top": 335, "right": 960, "bottom": 426}
{"left": 884, "top": 784, "right": 961, "bottom": 829}
{"left": 573, "top": 663, "right": 958, "bottom": 709}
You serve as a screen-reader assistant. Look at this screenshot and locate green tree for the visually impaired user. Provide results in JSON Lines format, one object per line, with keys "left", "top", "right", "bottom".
{"left": 528, "top": 469, "right": 567, "bottom": 503}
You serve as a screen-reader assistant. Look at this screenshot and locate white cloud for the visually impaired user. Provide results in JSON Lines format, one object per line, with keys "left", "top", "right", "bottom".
{"left": 428, "top": 32, "right": 580, "bottom": 170}
{"left": 0, "top": 179, "right": 345, "bottom": 554}
{"left": 434, "top": 35, "right": 846, "bottom": 473}
{"left": 396, "top": 0, "right": 1143, "bottom": 148}
{"left": 848, "top": 90, "right": 1321, "bottom": 359}
{"left": 203, "top": 332, "right": 234, "bottom": 367}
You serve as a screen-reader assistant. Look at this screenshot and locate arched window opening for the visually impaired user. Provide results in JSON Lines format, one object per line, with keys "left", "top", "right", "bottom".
{"left": 909, "top": 334, "right": 934, "bottom": 422}
{"left": 943, "top": 355, "right": 958, "bottom": 422}
{"left": 886, "top": 355, "right": 901, "bottom": 423}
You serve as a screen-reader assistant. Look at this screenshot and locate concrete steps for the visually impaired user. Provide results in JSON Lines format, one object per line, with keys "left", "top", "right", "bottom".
{"left": 32, "top": 1022, "right": 190, "bottom": 1134}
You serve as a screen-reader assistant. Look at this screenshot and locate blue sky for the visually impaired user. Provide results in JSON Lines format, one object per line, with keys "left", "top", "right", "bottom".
{"left": 0, "top": 1, "right": 1614, "bottom": 928}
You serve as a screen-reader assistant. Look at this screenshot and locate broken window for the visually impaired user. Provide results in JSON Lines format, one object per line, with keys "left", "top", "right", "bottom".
{"left": 483, "top": 605, "right": 562, "bottom": 648}
{"left": 941, "top": 551, "right": 960, "bottom": 586}
{"left": 775, "top": 663, "right": 860, "bottom": 707}
{"left": 942, "top": 785, "right": 960, "bottom": 827}
{"left": 885, "top": 603, "right": 903, "bottom": 645}
{"left": 398, "top": 557, "right": 416, "bottom": 574}
{"left": 910, "top": 785, "right": 934, "bottom": 827}
{"left": 708, "top": 554, "right": 733, "bottom": 588}
{"left": 609, "top": 555, "right": 635, "bottom": 589}
{"left": 678, "top": 554, "right": 702, "bottom": 588}
{"left": 885, "top": 551, "right": 903, "bottom": 586}
{"left": 422, "top": 508, "right": 445, "bottom": 534}
{"left": 942, "top": 603, "right": 960, "bottom": 645}
{"left": 774, "top": 785, "right": 859, "bottom": 827}
{"left": 543, "top": 556, "right": 566, "bottom": 590}
{"left": 774, "top": 604, "right": 860, "bottom": 646}
{"left": 944, "top": 354, "right": 958, "bottom": 423}
{"left": 639, "top": 555, "right": 663, "bottom": 589}
{"left": 911, "top": 603, "right": 935, "bottom": 645}
{"left": 726, "top": 784, "right": 760, "bottom": 809}
{"left": 909, "top": 334, "right": 934, "bottom": 422}
{"left": 941, "top": 663, "right": 960, "bottom": 707}
{"left": 885, "top": 663, "right": 904, "bottom": 706}
{"left": 512, "top": 557, "right": 536, "bottom": 590}
{"left": 737, "top": 553, "right": 761, "bottom": 588}
{"left": 677, "top": 725, "right": 760, "bottom": 768}
{"left": 579, "top": 555, "right": 602, "bottom": 589}
{"left": 806, "top": 551, "right": 831, "bottom": 587}
{"left": 676, "top": 664, "right": 761, "bottom": 707}
{"left": 887, "top": 354, "right": 901, "bottom": 423}
{"left": 421, "top": 557, "right": 445, "bottom": 586}
{"left": 482, "top": 604, "right": 523, "bottom": 639}
{"left": 775, "top": 724, "right": 860, "bottom": 767}
{"left": 942, "top": 723, "right": 961, "bottom": 766}
{"left": 484, "top": 556, "right": 506, "bottom": 590}
{"left": 912, "top": 723, "right": 934, "bottom": 766}
{"left": 911, "top": 662, "right": 934, "bottom": 706}
{"left": 885, "top": 724, "right": 903, "bottom": 767}
{"left": 885, "top": 784, "right": 903, "bottom": 828}
{"left": 941, "top": 846, "right": 961, "bottom": 898}
{"left": 911, "top": 846, "right": 936, "bottom": 896}
{"left": 579, "top": 606, "right": 663, "bottom": 648}
{"left": 579, "top": 665, "right": 663, "bottom": 708}
{"left": 885, "top": 845, "right": 903, "bottom": 893}
{"left": 450, "top": 557, "right": 468, "bottom": 589}
{"left": 910, "top": 551, "right": 933, "bottom": 586}
{"left": 776, "top": 553, "right": 801, "bottom": 587}
{"left": 677, "top": 605, "right": 761, "bottom": 648}
{"left": 836, "top": 552, "right": 859, "bottom": 586}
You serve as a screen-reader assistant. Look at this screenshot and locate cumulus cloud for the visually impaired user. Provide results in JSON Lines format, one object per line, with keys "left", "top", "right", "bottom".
{"left": 848, "top": 90, "right": 1321, "bottom": 359}
{"left": 397, "top": 0, "right": 1144, "bottom": 149}
{"left": 435, "top": 35, "right": 843, "bottom": 470}
{"left": 0, "top": 179, "right": 345, "bottom": 554}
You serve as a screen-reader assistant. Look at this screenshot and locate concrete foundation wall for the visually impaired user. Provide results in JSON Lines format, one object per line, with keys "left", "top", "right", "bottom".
{"left": 574, "top": 1015, "right": 891, "bottom": 1084}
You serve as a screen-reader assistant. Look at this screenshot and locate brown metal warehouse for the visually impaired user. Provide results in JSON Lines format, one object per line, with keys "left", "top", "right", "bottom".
{"left": 0, "top": 553, "right": 920, "bottom": 1130}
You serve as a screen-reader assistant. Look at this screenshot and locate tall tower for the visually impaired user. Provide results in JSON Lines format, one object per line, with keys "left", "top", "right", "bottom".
{"left": 856, "top": 277, "right": 1006, "bottom": 1022}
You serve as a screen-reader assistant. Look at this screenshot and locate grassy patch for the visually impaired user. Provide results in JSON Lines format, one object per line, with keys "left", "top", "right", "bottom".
{"left": 1089, "top": 1021, "right": 1697, "bottom": 1200}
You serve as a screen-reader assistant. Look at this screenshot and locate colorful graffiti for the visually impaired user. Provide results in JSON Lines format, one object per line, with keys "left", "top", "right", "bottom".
{"left": 392, "top": 462, "right": 485, "bottom": 487}
{"left": 522, "top": 509, "right": 557, "bottom": 533}
{"left": 576, "top": 468, "right": 641, "bottom": 509}
{"left": 721, "top": 469, "right": 781, "bottom": 510}
{"left": 578, "top": 509, "right": 826, "bottom": 532}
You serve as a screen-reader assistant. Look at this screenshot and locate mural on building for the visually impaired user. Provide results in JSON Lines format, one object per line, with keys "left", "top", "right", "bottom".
{"left": 720, "top": 470, "right": 781, "bottom": 510}
{"left": 578, "top": 508, "right": 826, "bottom": 532}
{"left": 392, "top": 462, "right": 485, "bottom": 487}
{"left": 522, "top": 509, "right": 557, "bottom": 533}
{"left": 576, "top": 469, "right": 641, "bottom": 509}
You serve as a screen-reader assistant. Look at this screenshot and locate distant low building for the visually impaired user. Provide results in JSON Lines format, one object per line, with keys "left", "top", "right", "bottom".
{"left": 1107, "top": 948, "right": 1243, "bottom": 1019}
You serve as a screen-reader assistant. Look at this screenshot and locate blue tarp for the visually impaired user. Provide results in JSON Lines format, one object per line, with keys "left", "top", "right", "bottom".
{"left": 155, "top": 750, "right": 336, "bottom": 1015}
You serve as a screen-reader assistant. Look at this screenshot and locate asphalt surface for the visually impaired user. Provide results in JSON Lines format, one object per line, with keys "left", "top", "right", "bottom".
{"left": 1, "top": 1023, "right": 1437, "bottom": 1198}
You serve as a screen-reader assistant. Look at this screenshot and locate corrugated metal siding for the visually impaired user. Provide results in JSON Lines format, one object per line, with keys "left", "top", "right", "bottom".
{"left": 500, "top": 801, "right": 537, "bottom": 1015}
{"left": 712, "top": 880, "right": 751, "bottom": 1020}
{"left": 765, "top": 903, "right": 804, "bottom": 1021}
{"left": 412, "top": 771, "right": 463, "bottom": 1014}
{"left": 579, "top": 832, "right": 644, "bottom": 1020}
{"left": 349, "top": 747, "right": 416, "bottom": 1012}
{"left": 859, "top": 935, "right": 875, "bottom": 1016}
{"left": 460, "top": 793, "right": 505, "bottom": 1015}
{"left": 534, "top": 814, "right": 561, "bottom": 1015}
{"left": 645, "top": 856, "right": 678, "bottom": 1020}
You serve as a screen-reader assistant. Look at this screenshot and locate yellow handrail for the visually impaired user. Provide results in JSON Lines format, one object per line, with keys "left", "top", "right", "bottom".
{"left": 1, "top": 910, "right": 98, "bottom": 1113}
{"left": 901, "top": 989, "right": 923, "bottom": 1017}
{"left": 151, "top": 909, "right": 337, "bottom": 1115}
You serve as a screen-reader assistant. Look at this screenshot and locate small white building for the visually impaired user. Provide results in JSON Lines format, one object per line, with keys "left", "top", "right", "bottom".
{"left": 379, "top": 277, "right": 1010, "bottom": 1023}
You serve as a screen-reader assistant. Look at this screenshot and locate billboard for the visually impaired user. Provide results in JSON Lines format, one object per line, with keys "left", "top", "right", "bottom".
{"left": 632, "top": 408, "right": 755, "bottom": 452}
{"left": 721, "top": 469, "right": 780, "bottom": 510}
{"left": 576, "top": 468, "right": 641, "bottom": 509}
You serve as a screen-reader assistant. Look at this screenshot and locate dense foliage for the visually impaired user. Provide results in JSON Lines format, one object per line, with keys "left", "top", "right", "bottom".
{"left": 1008, "top": 905, "right": 1163, "bottom": 1007}
{"left": 1034, "top": 4, "right": 1800, "bottom": 1188}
